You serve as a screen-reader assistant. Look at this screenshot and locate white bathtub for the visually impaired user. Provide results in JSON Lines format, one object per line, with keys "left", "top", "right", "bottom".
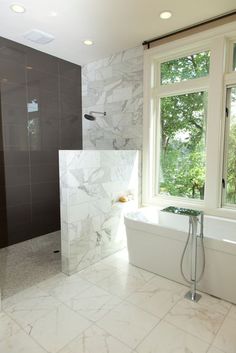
{"left": 124, "top": 206, "right": 236, "bottom": 304}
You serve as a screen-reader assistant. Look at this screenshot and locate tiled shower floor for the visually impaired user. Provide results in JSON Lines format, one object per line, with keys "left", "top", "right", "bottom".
{"left": 0, "top": 231, "right": 61, "bottom": 298}
{"left": 0, "top": 248, "right": 236, "bottom": 353}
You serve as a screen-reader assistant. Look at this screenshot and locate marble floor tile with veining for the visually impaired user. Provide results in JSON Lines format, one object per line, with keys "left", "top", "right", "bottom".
{"left": 0, "top": 329, "right": 47, "bottom": 353}
{"left": 1, "top": 247, "right": 236, "bottom": 353}
{"left": 65, "top": 284, "right": 121, "bottom": 321}
{"left": 3, "top": 287, "right": 61, "bottom": 334}
{"left": 97, "top": 301, "right": 160, "bottom": 349}
{"left": 213, "top": 315, "right": 236, "bottom": 353}
{"left": 0, "top": 312, "right": 21, "bottom": 343}
{"left": 207, "top": 347, "right": 228, "bottom": 353}
{"left": 96, "top": 268, "right": 148, "bottom": 299}
{"left": 59, "top": 324, "right": 132, "bottom": 353}
{"left": 165, "top": 296, "right": 228, "bottom": 343}
{"left": 77, "top": 262, "right": 119, "bottom": 284}
{"left": 37, "top": 272, "right": 92, "bottom": 303}
{"left": 126, "top": 275, "right": 186, "bottom": 318}
{"left": 25, "top": 304, "right": 91, "bottom": 353}
{"left": 136, "top": 320, "right": 209, "bottom": 353}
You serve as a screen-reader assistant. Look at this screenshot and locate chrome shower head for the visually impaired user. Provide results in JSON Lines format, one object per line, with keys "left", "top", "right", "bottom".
{"left": 84, "top": 111, "right": 106, "bottom": 121}
{"left": 84, "top": 114, "right": 96, "bottom": 121}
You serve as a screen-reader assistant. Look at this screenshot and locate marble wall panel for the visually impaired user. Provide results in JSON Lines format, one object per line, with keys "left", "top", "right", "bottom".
{"left": 82, "top": 46, "right": 143, "bottom": 150}
{"left": 59, "top": 150, "right": 139, "bottom": 275}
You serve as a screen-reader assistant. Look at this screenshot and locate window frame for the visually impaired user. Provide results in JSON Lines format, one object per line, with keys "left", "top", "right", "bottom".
{"left": 143, "top": 22, "right": 236, "bottom": 219}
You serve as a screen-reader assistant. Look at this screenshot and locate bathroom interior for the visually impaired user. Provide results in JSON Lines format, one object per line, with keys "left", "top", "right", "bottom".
{"left": 0, "top": 1, "right": 236, "bottom": 353}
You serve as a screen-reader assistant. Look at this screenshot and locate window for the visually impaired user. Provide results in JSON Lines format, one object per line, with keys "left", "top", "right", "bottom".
{"left": 223, "top": 87, "right": 236, "bottom": 206}
{"left": 233, "top": 43, "right": 236, "bottom": 71}
{"left": 159, "top": 91, "right": 207, "bottom": 200}
{"left": 155, "top": 50, "right": 210, "bottom": 202}
{"left": 143, "top": 25, "right": 236, "bottom": 218}
{"left": 161, "top": 51, "right": 210, "bottom": 84}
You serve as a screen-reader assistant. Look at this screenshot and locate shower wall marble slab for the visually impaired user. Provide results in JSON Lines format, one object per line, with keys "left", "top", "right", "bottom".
{"left": 82, "top": 46, "right": 143, "bottom": 150}
{"left": 59, "top": 150, "right": 139, "bottom": 275}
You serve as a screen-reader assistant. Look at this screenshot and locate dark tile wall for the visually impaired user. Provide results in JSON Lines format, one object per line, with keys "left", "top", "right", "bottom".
{"left": 0, "top": 36, "right": 82, "bottom": 248}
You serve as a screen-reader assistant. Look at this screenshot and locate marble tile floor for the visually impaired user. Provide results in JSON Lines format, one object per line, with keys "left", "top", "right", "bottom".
{"left": 0, "top": 231, "right": 61, "bottom": 299}
{"left": 0, "top": 248, "right": 236, "bottom": 353}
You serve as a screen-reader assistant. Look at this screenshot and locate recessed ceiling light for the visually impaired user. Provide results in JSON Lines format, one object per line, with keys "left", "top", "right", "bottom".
{"left": 10, "top": 3, "right": 26, "bottom": 13}
{"left": 83, "top": 40, "right": 93, "bottom": 46}
{"left": 160, "top": 11, "right": 172, "bottom": 19}
{"left": 50, "top": 11, "right": 57, "bottom": 17}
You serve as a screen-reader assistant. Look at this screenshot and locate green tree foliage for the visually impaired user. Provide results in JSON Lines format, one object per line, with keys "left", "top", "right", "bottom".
{"left": 158, "top": 52, "right": 209, "bottom": 199}
{"left": 226, "top": 88, "right": 236, "bottom": 205}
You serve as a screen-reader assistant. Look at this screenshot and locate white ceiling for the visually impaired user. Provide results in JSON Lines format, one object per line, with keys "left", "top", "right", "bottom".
{"left": 0, "top": 0, "right": 235, "bottom": 66}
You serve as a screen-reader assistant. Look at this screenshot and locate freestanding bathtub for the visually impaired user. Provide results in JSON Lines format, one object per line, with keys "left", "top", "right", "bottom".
{"left": 124, "top": 206, "right": 236, "bottom": 304}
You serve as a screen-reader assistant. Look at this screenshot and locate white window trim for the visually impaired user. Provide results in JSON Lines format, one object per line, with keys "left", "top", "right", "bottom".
{"left": 142, "top": 22, "right": 236, "bottom": 219}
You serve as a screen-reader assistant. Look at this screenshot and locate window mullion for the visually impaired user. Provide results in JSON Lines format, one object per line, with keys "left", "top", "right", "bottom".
{"left": 204, "top": 37, "right": 226, "bottom": 211}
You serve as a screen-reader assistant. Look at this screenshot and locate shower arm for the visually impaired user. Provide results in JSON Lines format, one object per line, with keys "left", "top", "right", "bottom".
{"left": 89, "top": 111, "right": 106, "bottom": 116}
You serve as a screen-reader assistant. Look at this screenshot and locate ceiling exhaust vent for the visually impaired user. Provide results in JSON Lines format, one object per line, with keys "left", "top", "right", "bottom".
{"left": 23, "top": 29, "right": 54, "bottom": 44}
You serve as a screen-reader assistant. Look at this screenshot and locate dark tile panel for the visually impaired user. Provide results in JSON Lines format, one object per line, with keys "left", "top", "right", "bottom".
{"left": 4, "top": 164, "right": 30, "bottom": 186}
{"left": 6, "top": 225, "right": 32, "bottom": 246}
{"left": 30, "top": 163, "right": 59, "bottom": 184}
{"left": 27, "top": 69, "right": 58, "bottom": 93}
{"left": 60, "top": 117, "right": 82, "bottom": 150}
{"left": 0, "top": 209, "right": 8, "bottom": 248}
{"left": 0, "top": 58, "right": 26, "bottom": 84}
{"left": 26, "top": 49, "right": 59, "bottom": 75}
{"left": 0, "top": 186, "right": 6, "bottom": 209}
{"left": 6, "top": 204, "right": 31, "bottom": 228}
{"left": 60, "top": 76, "right": 81, "bottom": 97}
{"left": 27, "top": 85, "right": 59, "bottom": 122}
{"left": 3, "top": 151, "right": 29, "bottom": 165}
{"left": 3, "top": 123, "right": 28, "bottom": 150}
{"left": 60, "top": 92, "right": 82, "bottom": 115}
{"left": 31, "top": 181, "right": 59, "bottom": 205}
{"left": 1, "top": 104, "right": 27, "bottom": 124}
{"left": 29, "top": 150, "right": 59, "bottom": 164}
{"left": 1, "top": 82, "right": 27, "bottom": 107}
{"left": 0, "top": 37, "right": 27, "bottom": 65}
{"left": 5, "top": 185, "right": 31, "bottom": 207}
{"left": 32, "top": 201, "right": 60, "bottom": 230}
{"left": 0, "top": 36, "right": 82, "bottom": 246}
{"left": 59, "top": 59, "right": 81, "bottom": 81}
{"left": 28, "top": 119, "right": 59, "bottom": 151}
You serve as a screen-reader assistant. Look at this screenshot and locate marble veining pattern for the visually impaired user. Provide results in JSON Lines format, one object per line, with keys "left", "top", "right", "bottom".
{"left": 59, "top": 150, "right": 139, "bottom": 275}
{"left": 0, "top": 248, "right": 235, "bottom": 353}
{"left": 82, "top": 46, "right": 143, "bottom": 150}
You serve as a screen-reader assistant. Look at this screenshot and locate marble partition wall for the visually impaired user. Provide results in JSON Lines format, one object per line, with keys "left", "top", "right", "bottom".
{"left": 82, "top": 46, "right": 143, "bottom": 150}
{"left": 59, "top": 150, "right": 139, "bottom": 275}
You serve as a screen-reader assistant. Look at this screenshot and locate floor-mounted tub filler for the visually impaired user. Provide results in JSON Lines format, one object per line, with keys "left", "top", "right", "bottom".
{"left": 161, "top": 206, "right": 205, "bottom": 302}
{"left": 124, "top": 206, "right": 236, "bottom": 304}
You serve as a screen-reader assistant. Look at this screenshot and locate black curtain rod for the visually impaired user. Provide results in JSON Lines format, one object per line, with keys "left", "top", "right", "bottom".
{"left": 143, "top": 10, "right": 236, "bottom": 48}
